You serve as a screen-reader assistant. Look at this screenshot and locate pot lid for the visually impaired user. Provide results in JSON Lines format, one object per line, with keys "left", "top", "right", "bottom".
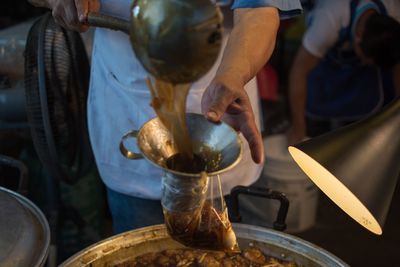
{"left": 0, "top": 187, "right": 50, "bottom": 267}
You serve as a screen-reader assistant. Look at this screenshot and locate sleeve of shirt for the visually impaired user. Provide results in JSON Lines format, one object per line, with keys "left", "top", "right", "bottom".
{"left": 231, "top": 0, "right": 303, "bottom": 19}
{"left": 302, "top": 1, "right": 343, "bottom": 58}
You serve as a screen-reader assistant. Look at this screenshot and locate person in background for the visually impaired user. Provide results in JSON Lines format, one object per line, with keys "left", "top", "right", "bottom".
{"left": 287, "top": 0, "right": 400, "bottom": 145}
{"left": 28, "top": 0, "right": 302, "bottom": 234}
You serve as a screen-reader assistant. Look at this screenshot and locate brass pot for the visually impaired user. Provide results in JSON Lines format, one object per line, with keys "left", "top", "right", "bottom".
{"left": 60, "top": 224, "right": 349, "bottom": 267}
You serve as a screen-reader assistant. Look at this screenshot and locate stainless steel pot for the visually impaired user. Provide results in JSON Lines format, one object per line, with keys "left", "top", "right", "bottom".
{"left": 60, "top": 224, "right": 349, "bottom": 267}
{"left": 0, "top": 186, "right": 50, "bottom": 267}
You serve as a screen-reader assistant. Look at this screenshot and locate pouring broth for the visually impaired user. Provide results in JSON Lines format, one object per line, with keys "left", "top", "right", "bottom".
{"left": 147, "top": 79, "right": 193, "bottom": 161}
{"left": 147, "top": 78, "right": 239, "bottom": 252}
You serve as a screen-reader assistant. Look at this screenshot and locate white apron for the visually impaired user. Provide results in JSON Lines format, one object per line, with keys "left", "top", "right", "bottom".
{"left": 87, "top": 0, "right": 263, "bottom": 199}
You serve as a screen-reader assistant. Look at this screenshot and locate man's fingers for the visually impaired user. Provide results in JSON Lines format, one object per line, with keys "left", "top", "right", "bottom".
{"left": 201, "top": 81, "right": 263, "bottom": 164}
{"left": 51, "top": 0, "right": 93, "bottom": 32}
{"left": 89, "top": 0, "right": 100, "bottom": 13}
{"left": 53, "top": 8, "right": 69, "bottom": 30}
{"left": 240, "top": 117, "right": 264, "bottom": 164}
{"left": 245, "top": 129, "right": 264, "bottom": 164}
{"left": 65, "top": 2, "right": 81, "bottom": 25}
{"left": 53, "top": 2, "right": 77, "bottom": 31}
{"left": 75, "top": 0, "right": 89, "bottom": 22}
{"left": 74, "top": 0, "right": 100, "bottom": 23}
{"left": 203, "top": 87, "right": 236, "bottom": 122}
{"left": 208, "top": 96, "right": 233, "bottom": 121}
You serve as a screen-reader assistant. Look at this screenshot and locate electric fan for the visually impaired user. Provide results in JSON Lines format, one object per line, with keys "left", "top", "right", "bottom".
{"left": 24, "top": 12, "right": 93, "bottom": 184}
{"left": 24, "top": 13, "right": 103, "bottom": 264}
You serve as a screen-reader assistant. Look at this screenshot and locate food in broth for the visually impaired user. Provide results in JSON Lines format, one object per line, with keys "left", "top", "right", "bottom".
{"left": 115, "top": 247, "right": 299, "bottom": 267}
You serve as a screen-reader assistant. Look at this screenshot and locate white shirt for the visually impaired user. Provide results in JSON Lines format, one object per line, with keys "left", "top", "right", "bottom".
{"left": 303, "top": 0, "right": 400, "bottom": 58}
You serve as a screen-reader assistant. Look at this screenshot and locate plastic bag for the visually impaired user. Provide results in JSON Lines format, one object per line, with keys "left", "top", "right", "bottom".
{"left": 162, "top": 172, "right": 240, "bottom": 252}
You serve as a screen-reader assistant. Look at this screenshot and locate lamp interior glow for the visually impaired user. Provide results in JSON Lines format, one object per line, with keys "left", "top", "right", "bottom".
{"left": 288, "top": 146, "right": 382, "bottom": 235}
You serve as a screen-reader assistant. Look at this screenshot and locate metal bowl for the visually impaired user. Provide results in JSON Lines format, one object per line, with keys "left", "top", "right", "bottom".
{"left": 60, "top": 224, "right": 349, "bottom": 267}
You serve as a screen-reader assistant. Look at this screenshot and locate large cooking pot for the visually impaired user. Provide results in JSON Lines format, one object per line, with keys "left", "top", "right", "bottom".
{"left": 60, "top": 224, "right": 348, "bottom": 267}
{"left": 0, "top": 186, "right": 50, "bottom": 267}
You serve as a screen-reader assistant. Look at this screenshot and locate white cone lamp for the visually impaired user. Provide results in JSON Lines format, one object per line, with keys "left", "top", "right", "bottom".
{"left": 288, "top": 98, "right": 400, "bottom": 235}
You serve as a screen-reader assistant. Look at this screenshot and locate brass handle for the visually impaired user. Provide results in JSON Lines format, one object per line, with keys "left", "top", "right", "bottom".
{"left": 87, "top": 12, "right": 130, "bottom": 34}
{"left": 119, "top": 130, "right": 144, "bottom": 160}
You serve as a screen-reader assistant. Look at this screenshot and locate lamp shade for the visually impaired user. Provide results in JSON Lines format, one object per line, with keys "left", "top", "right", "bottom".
{"left": 288, "top": 98, "right": 400, "bottom": 235}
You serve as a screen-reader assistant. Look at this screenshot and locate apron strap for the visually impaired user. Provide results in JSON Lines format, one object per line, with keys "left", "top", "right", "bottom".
{"left": 334, "top": 0, "right": 360, "bottom": 49}
{"left": 328, "top": 0, "right": 387, "bottom": 62}
{"left": 372, "top": 0, "right": 387, "bottom": 15}
{"left": 334, "top": 0, "right": 387, "bottom": 50}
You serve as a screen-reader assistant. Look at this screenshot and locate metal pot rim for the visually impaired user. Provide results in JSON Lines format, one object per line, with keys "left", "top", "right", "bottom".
{"left": 0, "top": 186, "right": 50, "bottom": 267}
{"left": 60, "top": 223, "right": 349, "bottom": 267}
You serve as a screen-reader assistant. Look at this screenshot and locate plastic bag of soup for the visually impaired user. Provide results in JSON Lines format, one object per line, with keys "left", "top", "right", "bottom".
{"left": 161, "top": 172, "right": 240, "bottom": 252}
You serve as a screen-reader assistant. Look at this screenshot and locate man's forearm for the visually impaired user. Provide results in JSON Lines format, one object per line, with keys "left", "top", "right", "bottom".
{"left": 214, "top": 7, "right": 279, "bottom": 86}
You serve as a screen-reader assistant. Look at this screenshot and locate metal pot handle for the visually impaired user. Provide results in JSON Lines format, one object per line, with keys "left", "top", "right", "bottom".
{"left": 119, "top": 130, "right": 144, "bottom": 160}
{"left": 229, "top": 185, "right": 289, "bottom": 232}
{"left": 87, "top": 13, "right": 130, "bottom": 34}
{"left": 0, "top": 155, "right": 29, "bottom": 196}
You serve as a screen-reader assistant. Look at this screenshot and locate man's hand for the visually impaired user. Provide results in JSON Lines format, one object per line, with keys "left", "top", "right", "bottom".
{"left": 200, "top": 7, "right": 279, "bottom": 165}
{"left": 202, "top": 77, "right": 264, "bottom": 164}
{"left": 30, "top": 0, "right": 100, "bottom": 32}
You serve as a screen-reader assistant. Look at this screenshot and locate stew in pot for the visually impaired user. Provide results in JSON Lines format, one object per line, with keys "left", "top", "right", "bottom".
{"left": 115, "top": 247, "right": 299, "bottom": 267}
